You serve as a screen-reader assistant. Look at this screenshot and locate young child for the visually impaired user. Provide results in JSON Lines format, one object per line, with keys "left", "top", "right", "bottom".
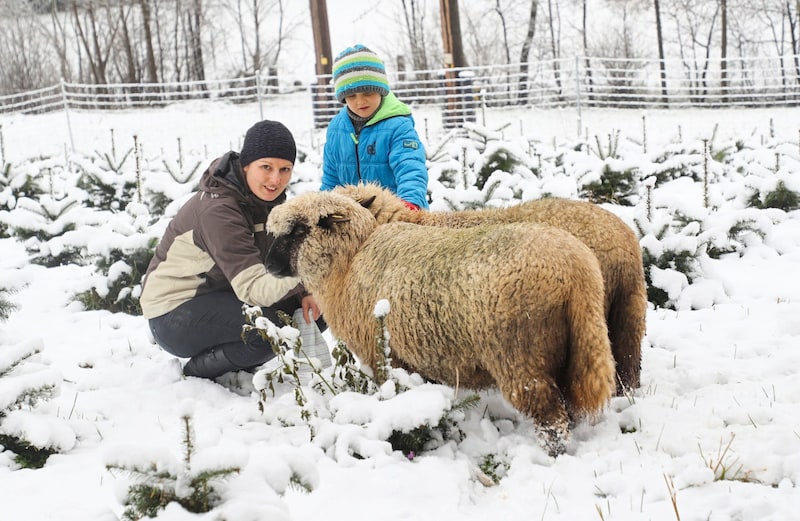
{"left": 321, "top": 44, "right": 429, "bottom": 210}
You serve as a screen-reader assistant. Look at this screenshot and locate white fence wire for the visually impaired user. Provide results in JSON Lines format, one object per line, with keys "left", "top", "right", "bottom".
{"left": 2, "top": 55, "right": 799, "bottom": 128}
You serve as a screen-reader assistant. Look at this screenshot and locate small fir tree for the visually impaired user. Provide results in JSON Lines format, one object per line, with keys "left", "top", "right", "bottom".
{"left": 107, "top": 415, "right": 240, "bottom": 520}
{"left": 0, "top": 286, "right": 16, "bottom": 321}
{"left": 0, "top": 340, "right": 62, "bottom": 469}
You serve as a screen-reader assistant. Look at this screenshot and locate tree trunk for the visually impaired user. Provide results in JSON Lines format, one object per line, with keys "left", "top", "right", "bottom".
{"left": 252, "top": 0, "right": 261, "bottom": 73}
{"left": 188, "top": 0, "right": 206, "bottom": 81}
{"left": 720, "top": 0, "right": 728, "bottom": 102}
{"left": 546, "top": 0, "right": 562, "bottom": 96}
{"left": 790, "top": 1, "right": 800, "bottom": 84}
{"left": 582, "top": 0, "right": 593, "bottom": 102}
{"left": 517, "top": 0, "right": 538, "bottom": 105}
{"left": 654, "top": 0, "right": 668, "bottom": 104}
{"left": 71, "top": 0, "right": 109, "bottom": 85}
{"left": 139, "top": 0, "right": 159, "bottom": 83}
{"left": 495, "top": 0, "right": 511, "bottom": 64}
{"left": 400, "top": 0, "right": 429, "bottom": 71}
{"left": 49, "top": 4, "right": 71, "bottom": 82}
{"left": 118, "top": 5, "right": 138, "bottom": 83}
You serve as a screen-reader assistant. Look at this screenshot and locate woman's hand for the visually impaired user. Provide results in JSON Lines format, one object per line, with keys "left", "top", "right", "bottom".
{"left": 301, "top": 294, "right": 322, "bottom": 324}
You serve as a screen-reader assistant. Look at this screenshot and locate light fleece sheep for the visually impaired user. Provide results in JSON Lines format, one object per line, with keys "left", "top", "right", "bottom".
{"left": 333, "top": 183, "right": 647, "bottom": 393}
{"left": 265, "top": 191, "right": 615, "bottom": 455}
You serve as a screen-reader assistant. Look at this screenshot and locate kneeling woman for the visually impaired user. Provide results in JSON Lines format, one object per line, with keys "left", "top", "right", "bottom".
{"left": 140, "top": 120, "right": 323, "bottom": 379}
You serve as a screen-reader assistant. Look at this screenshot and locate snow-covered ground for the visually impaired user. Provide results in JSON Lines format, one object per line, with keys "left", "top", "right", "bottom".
{"left": 1, "top": 100, "right": 799, "bottom": 520}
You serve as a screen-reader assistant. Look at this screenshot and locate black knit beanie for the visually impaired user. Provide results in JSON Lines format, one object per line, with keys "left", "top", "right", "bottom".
{"left": 239, "top": 120, "right": 296, "bottom": 166}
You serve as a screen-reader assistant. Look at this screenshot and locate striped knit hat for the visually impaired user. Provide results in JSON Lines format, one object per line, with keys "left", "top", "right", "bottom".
{"left": 332, "top": 44, "right": 390, "bottom": 103}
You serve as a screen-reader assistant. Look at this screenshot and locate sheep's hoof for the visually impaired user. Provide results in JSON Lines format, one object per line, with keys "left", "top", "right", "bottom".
{"left": 539, "top": 425, "right": 568, "bottom": 457}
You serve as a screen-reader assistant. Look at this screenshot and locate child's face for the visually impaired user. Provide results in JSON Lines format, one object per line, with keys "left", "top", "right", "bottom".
{"left": 344, "top": 91, "right": 382, "bottom": 119}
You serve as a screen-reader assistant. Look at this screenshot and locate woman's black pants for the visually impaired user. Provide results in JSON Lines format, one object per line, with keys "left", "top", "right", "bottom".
{"left": 148, "top": 291, "right": 324, "bottom": 379}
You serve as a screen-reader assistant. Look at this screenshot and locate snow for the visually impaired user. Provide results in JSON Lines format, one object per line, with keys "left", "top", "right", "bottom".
{"left": 1, "top": 97, "right": 800, "bottom": 521}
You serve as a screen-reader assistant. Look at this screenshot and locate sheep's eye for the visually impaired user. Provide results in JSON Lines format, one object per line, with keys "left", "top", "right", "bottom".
{"left": 290, "top": 222, "right": 310, "bottom": 239}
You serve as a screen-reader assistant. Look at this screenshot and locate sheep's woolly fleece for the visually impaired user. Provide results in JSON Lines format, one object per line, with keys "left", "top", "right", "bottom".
{"left": 333, "top": 182, "right": 648, "bottom": 393}
{"left": 265, "top": 190, "right": 616, "bottom": 454}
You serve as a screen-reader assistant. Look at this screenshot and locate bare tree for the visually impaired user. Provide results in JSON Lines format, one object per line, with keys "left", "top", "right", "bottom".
{"left": 70, "top": 0, "right": 124, "bottom": 84}
{"left": 117, "top": 4, "right": 139, "bottom": 83}
{"left": 221, "top": 0, "right": 301, "bottom": 78}
{"left": 48, "top": 1, "right": 74, "bottom": 83}
{"left": 517, "top": 0, "right": 538, "bottom": 104}
{"left": 0, "top": 4, "right": 59, "bottom": 93}
{"left": 664, "top": 0, "right": 720, "bottom": 102}
{"left": 591, "top": 3, "right": 648, "bottom": 104}
{"left": 654, "top": 0, "right": 668, "bottom": 103}
{"left": 400, "top": 0, "right": 433, "bottom": 70}
{"left": 185, "top": 0, "right": 206, "bottom": 81}
{"left": 495, "top": 0, "right": 512, "bottom": 64}
{"left": 789, "top": 0, "right": 800, "bottom": 83}
{"left": 139, "top": 0, "right": 159, "bottom": 83}
{"left": 461, "top": 2, "right": 503, "bottom": 66}
{"left": 546, "top": 0, "right": 562, "bottom": 95}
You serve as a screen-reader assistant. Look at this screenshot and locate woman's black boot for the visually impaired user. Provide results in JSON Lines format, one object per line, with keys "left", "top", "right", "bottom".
{"left": 183, "top": 348, "right": 237, "bottom": 379}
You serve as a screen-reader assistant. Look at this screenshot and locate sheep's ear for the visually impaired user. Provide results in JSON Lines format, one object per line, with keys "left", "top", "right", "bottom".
{"left": 358, "top": 195, "right": 377, "bottom": 209}
{"left": 318, "top": 213, "right": 350, "bottom": 230}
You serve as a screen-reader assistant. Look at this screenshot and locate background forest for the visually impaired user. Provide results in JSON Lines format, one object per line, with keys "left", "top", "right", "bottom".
{"left": 1, "top": 0, "right": 799, "bottom": 97}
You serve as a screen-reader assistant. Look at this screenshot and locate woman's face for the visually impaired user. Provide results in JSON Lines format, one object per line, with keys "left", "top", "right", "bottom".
{"left": 344, "top": 91, "right": 382, "bottom": 118}
{"left": 243, "top": 157, "right": 293, "bottom": 201}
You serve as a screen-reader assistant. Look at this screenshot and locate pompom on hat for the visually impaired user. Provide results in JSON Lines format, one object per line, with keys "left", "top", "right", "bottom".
{"left": 332, "top": 44, "right": 391, "bottom": 103}
{"left": 239, "top": 120, "right": 296, "bottom": 166}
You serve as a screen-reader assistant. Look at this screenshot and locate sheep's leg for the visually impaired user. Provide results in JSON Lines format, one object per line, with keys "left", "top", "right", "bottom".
{"left": 503, "top": 376, "right": 570, "bottom": 457}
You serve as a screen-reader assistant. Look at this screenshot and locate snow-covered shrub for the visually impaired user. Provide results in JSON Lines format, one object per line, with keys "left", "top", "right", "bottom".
{"left": 106, "top": 415, "right": 241, "bottom": 520}
{"left": 248, "top": 302, "right": 483, "bottom": 460}
{"left": 0, "top": 339, "right": 73, "bottom": 469}
{"left": 0, "top": 286, "right": 15, "bottom": 321}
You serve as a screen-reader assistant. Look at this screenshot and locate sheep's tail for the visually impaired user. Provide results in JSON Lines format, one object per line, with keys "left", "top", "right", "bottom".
{"left": 564, "top": 262, "right": 616, "bottom": 418}
{"left": 607, "top": 258, "right": 648, "bottom": 393}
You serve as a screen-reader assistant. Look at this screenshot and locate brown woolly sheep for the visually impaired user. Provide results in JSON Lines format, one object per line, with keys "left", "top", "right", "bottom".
{"left": 332, "top": 183, "right": 647, "bottom": 393}
{"left": 265, "top": 191, "right": 616, "bottom": 456}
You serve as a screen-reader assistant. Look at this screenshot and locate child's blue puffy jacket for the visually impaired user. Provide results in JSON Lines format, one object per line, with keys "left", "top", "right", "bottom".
{"left": 321, "top": 92, "right": 429, "bottom": 209}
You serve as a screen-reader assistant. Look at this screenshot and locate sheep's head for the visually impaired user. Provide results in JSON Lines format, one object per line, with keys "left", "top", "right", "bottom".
{"left": 332, "top": 182, "right": 410, "bottom": 225}
{"left": 265, "top": 191, "right": 378, "bottom": 289}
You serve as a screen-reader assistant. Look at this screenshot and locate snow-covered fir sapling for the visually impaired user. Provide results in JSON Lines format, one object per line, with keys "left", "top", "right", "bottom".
{"left": 703, "top": 139, "right": 710, "bottom": 208}
{"left": 642, "top": 112, "right": 648, "bottom": 154}
{"left": 245, "top": 307, "right": 316, "bottom": 415}
{"left": 107, "top": 414, "right": 241, "bottom": 520}
{"left": 478, "top": 453, "right": 509, "bottom": 485}
{"left": 247, "top": 305, "right": 380, "bottom": 414}
{"left": 635, "top": 209, "right": 705, "bottom": 309}
{"left": 0, "top": 286, "right": 15, "bottom": 321}
{"left": 74, "top": 245, "right": 154, "bottom": 314}
{"left": 162, "top": 137, "right": 202, "bottom": 184}
{"left": 0, "top": 339, "right": 65, "bottom": 469}
{"left": 581, "top": 130, "right": 638, "bottom": 205}
{"left": 133, "top": 135, "right": 142, "bottom": 204}
{"left": 644, "top": 175, "right": 656, "bottom": 222}
{"left": 247, "top": 301, "right": 484, "bottom": 461}
{"left": 373, "top": 299, "right": 393, "bottom": 387}
{"left": 760, "top": 181, "right": 799, "bottom": 211}
{"left": 461, "top": 145, "right": 470, "bottom": 188}
{"left": 94, "top": 128, "right": 132, "bottom": 175}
